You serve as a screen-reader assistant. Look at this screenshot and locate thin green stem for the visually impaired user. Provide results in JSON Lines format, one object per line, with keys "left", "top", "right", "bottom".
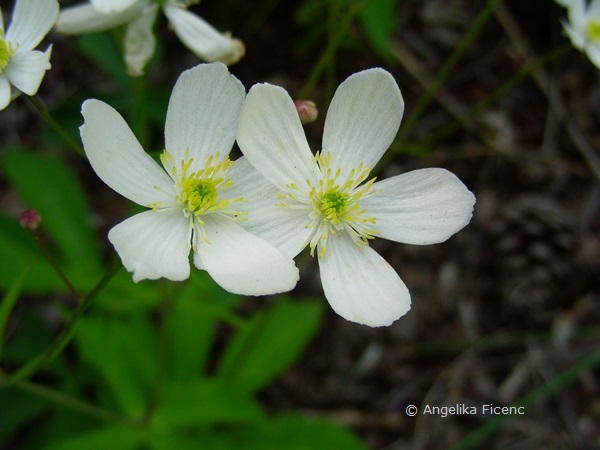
{"left": 422, "top": 43, "right": 571, "bottom": 148}
{"left": 0, "top": 261, "right": 121, "bottom": 388}
{"left": 395, "top": 0, "right": 502, "bottom": 145}
{"left": 0, "top": 264, "right": 30, "bottom": 358}
{"left": 30, "top": 228, "right": 80, "bottom": 301}
{"left": 16, "top": 379, "right": 135, "bottom": 425}
{"left": 27, "top": 95, "right": 84, "bottom": 157}
{"left": 298, "top": 0, "right": 371, "bottom": 100}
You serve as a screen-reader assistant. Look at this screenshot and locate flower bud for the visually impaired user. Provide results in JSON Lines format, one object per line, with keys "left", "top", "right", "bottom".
{"left": 294, "top": 99, "right": 318, "bottom": 125}
{"left": 19, "top": 209, "right": 42, "bottom": 231}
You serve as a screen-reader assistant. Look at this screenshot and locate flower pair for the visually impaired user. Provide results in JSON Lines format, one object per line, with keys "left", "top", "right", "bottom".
{"left": 56, "top": 0, "right": 244, "bottom": 76}
{"left": 81, "top": 63, "right": 475, "bottom": 327}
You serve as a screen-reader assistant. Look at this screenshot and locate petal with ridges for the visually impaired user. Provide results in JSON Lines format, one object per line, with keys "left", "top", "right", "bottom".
{"left": 91, "top": 0, "right": 139, "bottom": 14}
{"left": 194, "top": 216, "right": 299, "bottom": 296}
{"left": 80, "top": 99, "right": 176, "bottom": 207}
{"left": 56, "top": 3, "right": 144, "bottom": 34}
{"left": 164, "top": 62, "right": 244, "bottom": 172}
{"left": 322, "top": 68, "right": 404, "bottom": 180}
{"left": 109, "top": 209, "right": 191, "bottom": 282}
{"left": 318, "top": 235, "right": 411, "bottom": 327}
{"left": 362, "top": 168, "right": 475, "bottom": 245}
{"left": 5, "top": 0, "right": 58, "bottom": 52}
{"left": 237, "top": 83, "right": 318, "bottom": 191}
{"left": 224, "top": 156, "right": 313, "bottom": 258}
{"left": 4, "top": 47, "right": 51, "bottom": 96}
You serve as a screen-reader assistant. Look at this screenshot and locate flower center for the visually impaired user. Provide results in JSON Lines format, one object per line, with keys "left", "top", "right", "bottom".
{"left": 586, "top": 19, "right": 600, "bottom": 43}
{"left": 181, "top": 178, "right": 218, "bottom": 215}
{"left": 278, "top": 151, "right": 379, "bottom": 258}
{"left": 158, "top": 149, "right": 247, "bottom": 242}
{"left": 0, "top": 32, "right": 13, "bottom": 72}
{"left": 318, "top": 189, "right": 348, "bottom": 224}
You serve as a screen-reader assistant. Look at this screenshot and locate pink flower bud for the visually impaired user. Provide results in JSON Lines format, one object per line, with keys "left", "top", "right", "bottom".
{"left": 19, "top": 209, "right": 42, "bottom": 231}
{"left": 294, "top": 100, "right": 318, "bottom": 125}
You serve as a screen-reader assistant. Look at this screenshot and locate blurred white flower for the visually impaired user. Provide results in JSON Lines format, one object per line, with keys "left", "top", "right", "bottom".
{"left": 562, "top": 0, "right": 600, "bottom": 68}
{"left": 80, "top": 63, "right": 298, "bottom": 295}
{"left": 0, "top": 0, "right": 59, "bottom": 110}
{"left": 56, "top": 0, "right": 245, "bottom": 76}
{"left": 236, "top": 68, "right": 476, "bottom": 327}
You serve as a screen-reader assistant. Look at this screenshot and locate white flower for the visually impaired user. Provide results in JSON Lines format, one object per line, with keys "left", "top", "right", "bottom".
{"left": 56, "top": 0, "right": 245, "bottom": 77}
{"left": 80, "top": 62, "right": 299, "bottom": 295}
{"left": 0, "top": 0, "right": 59, "bottom": 110}
{"left": 235, "top": 68, "right": 476, "bottom": 327}
{"left": 562, "top": 0, "right": 600, "bottom": 68}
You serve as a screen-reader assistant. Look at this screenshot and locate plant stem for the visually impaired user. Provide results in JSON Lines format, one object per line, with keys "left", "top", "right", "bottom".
{"left": 422, "top": 44, "right": 571, "bottom": 149}
{"left": 30, "top": 228, "right": 80, "bottom": 301}
{"left": 298, "top": 0, "right": 371, "bottom": 100}
{"left": 0, "top": 261, "right": 121, "bottom": 388}
{"left": 0, "top": 264, "right": 30, "bottom": 358}
{"left": 16, "top": 379, "right": 135, "bottom": 425}
{"left": 395, "top": 0, "right": 502, "bottom": 145}
{"left": 27, "top": 95, "right": 84, "bottom": 157}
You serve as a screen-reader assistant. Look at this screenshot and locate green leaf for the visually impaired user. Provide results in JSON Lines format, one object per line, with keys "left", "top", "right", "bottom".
{"left": 166, "top": 270, "right": 243, "bottom": 381}
{"left": 217, "top": 298, "right": 323, "bottom": 394}
{"left": 166, "top": 291, "right": 215, "bottom": 382}
{"left": 201, "top": 414, "right": 369, "bottom": 450}
{"left": 359, "top": 0, "right": 396, "bottom": 63}
{"left": 1, "top": 149, "right": 102, "bottom": 288}
{"left": 153, "top": 379, "right": 263, "bottom": 427}
{"left": 75, "top": 315, "right": 157, "bottom": 416}
{"left": 0, "top": 213, "right": 67, "bottom": 293}
{"left": 44, "top": 425, "right": 142, "bottom": 450}
{"left": 0, "top": 389, "right": 46, "bottom": 444}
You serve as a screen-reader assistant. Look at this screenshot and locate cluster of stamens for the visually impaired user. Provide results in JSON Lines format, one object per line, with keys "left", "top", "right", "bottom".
{"left": 158, "top": 149, "right": 246, "bottom": 242}
{"left": 586, "top": 19, "right": 600, "bottom": 43}
{"left": 278, "top": 151, "right": 379, "bottom": 258}
{"left": 0, "top": 31, "right": 14, "bottom": 72}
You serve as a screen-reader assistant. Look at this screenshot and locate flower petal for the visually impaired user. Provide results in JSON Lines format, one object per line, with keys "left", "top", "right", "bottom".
{"left": 194, "top": 216, "right": 299, "bottom": 296}
{"left": 318, "top": 235, "right": 410, "bottom": 327}
{"left": 91, "top": 0, "right": 140, "bottom": 14}
{"left": 322, "top": 68, "right": 404, "bottom": 179}
{"left": 124, "top": 4, "right": 158, "bottom": 76}
{"left": 224, "top": 156, "right": 313, "bottom": 258}
{"left": 109, "top": 209, "right": 191, "bottom": 282}
{"left": 568, "top": 0, "right": 586, "bottom": 32}
{"left": 4, "top": 47, "right": 51, "bottom": 96}
{"left": 164, "top": 62, "right": 244, "bottom": 172}
{"left": 163, "top": 5, "right": 245, "bottom": 66}
{"left": 5, "top": 0, "right": 58, "bottom": 51}
{"left": 237, "top": 83, "right": 318, "bottom": 191}
{"left": 0, "top": 74, "right": 12, "bottom": 111}
{"left": 80, "top": 99, "right": 176, "bottom": 207}
{"left": 362, "top": 168, "right": 475, "bottom": 245}
{"left": 56, "top": 3, "right": 143, "bottom": 34}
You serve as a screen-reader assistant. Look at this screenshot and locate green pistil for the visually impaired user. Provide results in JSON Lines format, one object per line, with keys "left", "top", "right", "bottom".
{"left": 318, "top": 189, "right": 348, "bottom": 225}
{"left": 182, "top": 179, "right": 218, "bottom": 215}
{"left": 586, "top": 19, "right": 600, "bottom": 43}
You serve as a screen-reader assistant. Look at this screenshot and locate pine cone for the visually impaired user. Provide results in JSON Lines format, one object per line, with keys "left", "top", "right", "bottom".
{"left": 489, "top": 196, "right": 578, "bottom": 326}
